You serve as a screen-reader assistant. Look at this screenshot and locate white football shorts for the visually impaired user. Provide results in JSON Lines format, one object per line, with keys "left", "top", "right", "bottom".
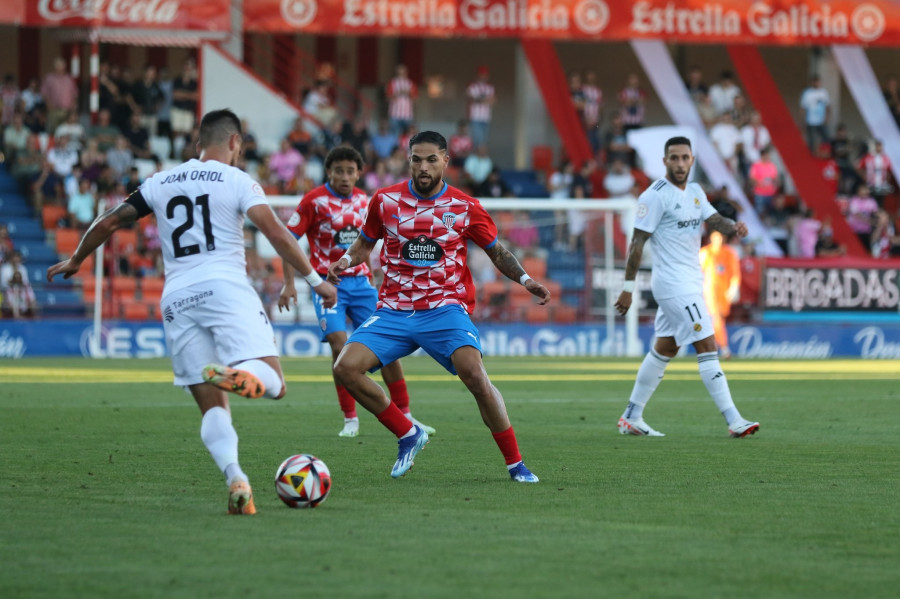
{"left": 654, "top": 293, "right": 715, "bottom": 347}
{"left": 161, "top": 278, "right": 277, "bottom": 386}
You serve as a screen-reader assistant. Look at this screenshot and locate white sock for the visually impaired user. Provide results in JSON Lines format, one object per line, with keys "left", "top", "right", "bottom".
{"left": 697, "top": 352, "right": 740, "bottom": 424}
{"left": 200, "top": 407, "right": 242, "bottom": 480}
{"left": 234, "top": 359, "right": 283, "bottom": 398}
{"left": 622, "top": 349, "right": 670, "bottom": 421}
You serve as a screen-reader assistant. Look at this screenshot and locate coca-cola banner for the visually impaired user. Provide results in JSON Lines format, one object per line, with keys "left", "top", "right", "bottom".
{"left": 764, "top": 258, "right": 900, "bottom": 312}
{"left": 244, "top": 0, "right": 900, "bottom": 46}
{"left": 12, "top": 0, "right": 230, "bottom": 30}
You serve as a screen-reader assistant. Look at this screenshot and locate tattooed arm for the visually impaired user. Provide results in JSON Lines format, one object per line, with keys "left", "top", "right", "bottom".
{"left": 614, "top": 228, "right": 652, "bottom": 316}
{"left": 484, "top": 241, "right": 551, "bottom": 305}
{"left": 706, "top": 212, "right": 749, "bottom": 238}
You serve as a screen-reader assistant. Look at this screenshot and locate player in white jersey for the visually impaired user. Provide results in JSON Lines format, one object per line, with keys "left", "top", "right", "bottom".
{"left": 614, "top": 136, "right": 759, "bottom": 438}
{"left": 47, "top": 109, "right": 337, "bottom": 515}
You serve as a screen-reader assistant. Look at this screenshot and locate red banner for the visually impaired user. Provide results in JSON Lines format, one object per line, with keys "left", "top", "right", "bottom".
{"left": 7, "top": 0, "right": 231, "bottom": 30}
{"left": 245, "top": 0, "right": 900, "bottom": 46}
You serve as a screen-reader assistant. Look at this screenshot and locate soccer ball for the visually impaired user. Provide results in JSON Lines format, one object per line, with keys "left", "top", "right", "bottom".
{"left": 275, "top": 454, "right": 332, "bottom": 508}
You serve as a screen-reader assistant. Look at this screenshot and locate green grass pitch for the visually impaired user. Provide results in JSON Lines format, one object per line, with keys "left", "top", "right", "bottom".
{"left": 1, "top": 357, "right": 898, "bottom": 599}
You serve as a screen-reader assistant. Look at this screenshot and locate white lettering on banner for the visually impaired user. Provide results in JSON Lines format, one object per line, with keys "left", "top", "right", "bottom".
{"left": 342, "top": 0, "right": 456, "bottom": 28}
{"left": 747, "top": 2, "right": 847, "bottom": 38}
{"left": 630, "top": 1, "right": 883, "bottom": 42}
{"left": 730, "top": 327, "right": 832, "bottom": 359}
{"left": 37, "top": 0, "right": 180, "bottom": 24}
{"left": 765, "top": 267, "right": 900, "bottom": 311}
{"left": 480, "top": 328, "right": 603, "bottom": 356}
{"left": 631, "top": 1, "right": 741, "bottom": 36}
{"left": 0, "top": 331, "right": 27, "bottom": 358}
{"left": 276, "top": 329, "right": 330, "bottom": 357}
{"left": 79, "top": 326, "right": 167, "bottom": 358}
{"left": 854, "top": 327, "right": 900, "bottom": 359}
{"left": 459, "top": 0, "right": 569, "bottom": 31}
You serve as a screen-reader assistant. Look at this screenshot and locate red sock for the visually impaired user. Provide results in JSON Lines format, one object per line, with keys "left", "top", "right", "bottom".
{"left": 492, "top": 427, "right": 522, "bottom": 465}
{"left": 335, "top": 385, "right": 357, "bottom": 419}
{"left": 387, "top": 379, "right": 410, "bottom": 413}
{"left": 376, "top": 402, "right": 415, "bottom": 438}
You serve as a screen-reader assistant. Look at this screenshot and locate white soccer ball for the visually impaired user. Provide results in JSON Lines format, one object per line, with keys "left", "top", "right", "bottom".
{"left": 275, "top": 454, "right": 332, "bottom": 508}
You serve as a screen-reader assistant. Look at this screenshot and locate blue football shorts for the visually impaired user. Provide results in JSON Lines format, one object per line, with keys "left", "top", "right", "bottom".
{"left": 311, "top": 275, "right": 378, "bottom": 341}
{"left": 346, "top": 304, "right": 483, "bottom": 375}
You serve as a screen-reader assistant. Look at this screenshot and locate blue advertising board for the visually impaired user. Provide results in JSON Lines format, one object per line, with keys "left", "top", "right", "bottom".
{"left": 2, "top": 320, "right": 900, "bottom": 359}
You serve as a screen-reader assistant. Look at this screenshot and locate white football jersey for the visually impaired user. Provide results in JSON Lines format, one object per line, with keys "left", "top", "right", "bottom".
{"left": 633, "top": 178, "right": 717, "bottom": 300}
{"left": 136, "top": 158, "right": 268, "bottom": 296}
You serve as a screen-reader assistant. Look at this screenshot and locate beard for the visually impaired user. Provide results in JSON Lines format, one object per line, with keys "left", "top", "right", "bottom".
{"left": 667, "top": 168, "right": 687, "bottom": 184}
{"left": 412, "top": 173, "right": 440, "bottom": 196}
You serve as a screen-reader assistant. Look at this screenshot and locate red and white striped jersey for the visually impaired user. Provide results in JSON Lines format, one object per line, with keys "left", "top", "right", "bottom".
{"left": 386, "top": 76, "right": 417, "bottom": 121}
{"left": 286, "top": 184, "right": 371, "bottom": 278}
{"left": 618, "top": 85, "right": 646, "bottom": 126}
{"left": 859, "top": 152, "right": 892, "bottom": 190}
{"left": 466, "top": 81, "right": 495, "bottom": 123}
{"left": 581, "top": 84, "right": 603, "bottom": 126}
{"left": 361, "top": 180, "right": 498, "bottom": 313}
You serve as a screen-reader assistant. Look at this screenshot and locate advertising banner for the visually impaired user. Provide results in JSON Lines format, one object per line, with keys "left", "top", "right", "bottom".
{"left": 245, "top": 0, "right": 900, "bottom": 46}
{"left": 3, "top": 320, "right": 899, "bottom": 359}
{"left": 764, "top": 257, "right": 900, "bottom": 312}
{"left": 6, "top": 0, "right": 231, "bottom": 30}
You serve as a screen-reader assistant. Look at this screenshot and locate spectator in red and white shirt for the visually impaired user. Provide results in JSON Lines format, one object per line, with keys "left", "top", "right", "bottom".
{"left": 617, "top": 73, "right": 646, "bottom": 132}
{"left": 581, "top": 69, "right": 603, "bottom": 151}
{"left": 466, "top": 66, "right": 495, "bottom": 147}
{"left": 857, "top": 139, "right": 893, "bottom": 204}
{"left": 386, "top": 64, "right": 417, "bottom": 137}
{"left": 449, "top": 119, "right": 474, "bottom": 167}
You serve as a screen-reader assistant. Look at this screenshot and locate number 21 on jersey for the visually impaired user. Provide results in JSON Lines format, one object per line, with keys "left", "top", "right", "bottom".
{"left": 167, "top": 194, "right": 216, "bottom": 258}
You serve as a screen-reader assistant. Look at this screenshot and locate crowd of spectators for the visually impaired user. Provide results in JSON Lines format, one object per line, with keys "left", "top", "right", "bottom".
{"left": 2, "top": 54, "right": 900, "bottom": 319}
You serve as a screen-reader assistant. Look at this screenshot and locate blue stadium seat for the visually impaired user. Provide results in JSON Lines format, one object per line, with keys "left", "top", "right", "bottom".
{"left": 34, "top": 289, "right": 83, "bottom": 306}
{"left": 500, "top": 170, "right": 549, "bottom": 197}
{"left": 552, "top": 269, "right": 586, "bottom": 291}
{"left": 18, "top": 243, "right": 58, "bottom": 262}
{"left": 547, "top": 250, "right": 584, "bottom": 270}
{"left": 0, "top": 200, "right": 32, "bottom": 218}
{"left": 5, "top": 218, "right": 45, "bottom": 239}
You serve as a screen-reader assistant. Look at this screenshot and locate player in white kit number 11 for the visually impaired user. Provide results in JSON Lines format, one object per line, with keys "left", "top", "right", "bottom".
{"left": 614, "top": 136, "right": 759, "bottom": 439}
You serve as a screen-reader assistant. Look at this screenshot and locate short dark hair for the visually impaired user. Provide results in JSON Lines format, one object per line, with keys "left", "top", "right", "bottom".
{"left": 325, "top": 146, "right": 364, "bottom": 171}
{"left": 408, "top": 131, "right": 447, "bottom": 151}
{"left": 198, "top": 109, "right": 242, "bottom": 148}
{"left": 664, "top": 136, "right": 692, "bottom": 154}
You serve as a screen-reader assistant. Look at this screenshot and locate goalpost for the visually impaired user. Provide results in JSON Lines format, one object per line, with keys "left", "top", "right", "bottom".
{"left": 265, "top": 195, "right": 642, "bottom": 357}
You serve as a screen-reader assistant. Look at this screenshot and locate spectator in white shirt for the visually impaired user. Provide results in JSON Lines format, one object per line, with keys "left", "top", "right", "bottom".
{"left": 709, "top": 71, "right": 741, "bottom": 116}
{"left": 603, "top": 158, "right": 635, "bottom": 198}
{"left": 800, "top": 75, "right": 830, "bottom": 152}
{"left": 709, "top": 112, "right": 742, "bottom": 173}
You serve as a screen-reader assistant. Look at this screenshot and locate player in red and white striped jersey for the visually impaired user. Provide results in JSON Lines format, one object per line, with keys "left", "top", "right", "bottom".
{"left": 278, "top": 146, "right": 434, "bottom": 438}
{"left": 386, "top": 64, "right": 417, "bottom": 137}
{"left": 328, "top": 131, "right": 551, "bottom": 482}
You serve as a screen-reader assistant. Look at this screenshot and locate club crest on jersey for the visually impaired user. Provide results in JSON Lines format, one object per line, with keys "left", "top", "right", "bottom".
{"left": 441, "top": 212, "right": 457, "bottom": 229}
{"left": 401, "top": 235, "right": 444, "bottom": 267}
{"left": 694, "top": 197, "right": 700, "bottom": 207}
{"left": 334, "top": 225, "right": 359, "bottom": 248}
{"left": 319, "top": 318, "right": 328, "bottom": 331}
{"left": 693, "top": 323, "right": 702, "bottom": 332}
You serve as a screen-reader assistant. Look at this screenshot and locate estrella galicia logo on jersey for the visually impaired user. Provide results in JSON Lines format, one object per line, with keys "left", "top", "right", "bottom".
{"left": 163, "top": 306, "right": 175, "bottom": 323}
{"left": 334, "top": 225, "right": 360, "bottom": 248}
{"left": 402, "top": 235, "right": 444, "bottom": 267}
{"left": 441, "top": 212, "right": 457, "bottom": 230}
{"left": 677, "top": 218, "right": 702, "bottom": 229}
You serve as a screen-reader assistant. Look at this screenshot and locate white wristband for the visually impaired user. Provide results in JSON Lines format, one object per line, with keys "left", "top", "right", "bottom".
{"left": 519, "top": 273, "right": 532, "bottom": 286}
{"left": 303, "top": 271, "right": 324, "bottom": 287}
{"left": 340, "top": 253, "right": 353, "bottom": 267}
{"left": 622, "top": 280, "right": 636, "bottom": 293}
